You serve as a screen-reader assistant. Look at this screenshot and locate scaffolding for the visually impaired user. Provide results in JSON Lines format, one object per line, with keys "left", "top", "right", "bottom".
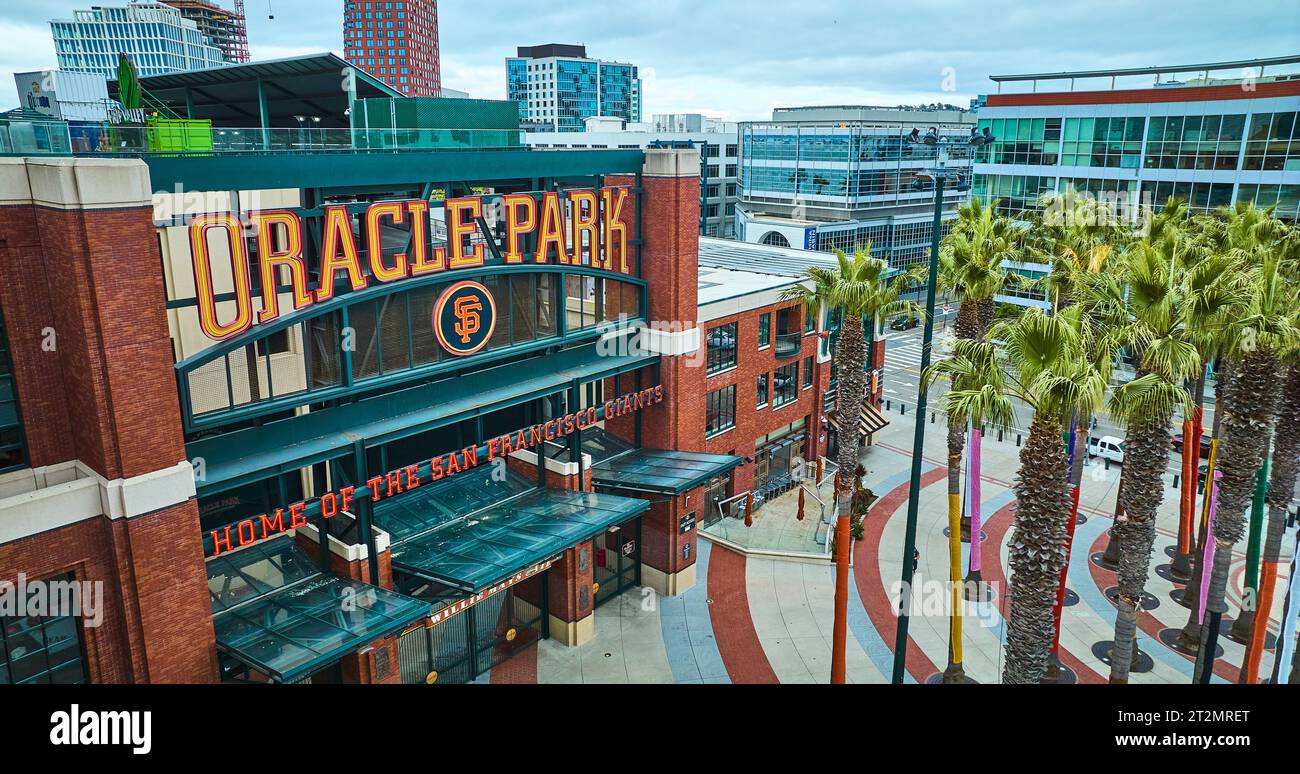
{"left": 161, "top": 0, "right": 250, "bottom": 64}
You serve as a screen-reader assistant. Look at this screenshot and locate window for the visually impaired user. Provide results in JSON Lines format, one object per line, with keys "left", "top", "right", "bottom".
{"left": 1, "top": 573, "right": 89, "bottom": 684}
{"left": 706, "top": 322, "right": 737, "bottom": 374}
{"left": 756, "top": 372, "right": 769, "bottom": 408}
{"left": 805, "top": 307, "right": 816, "bottom": 334}
{"left": 802, "top": 356, "right": 814, "bottom": 389}
{"left": 758, "top": 313, "right": 771, "bottom": 349}
{"left": 706, "top": 385, "right": 736, "bottom": 436}
{"left": 773, "top": 363, "right": 798, "bottom": 407}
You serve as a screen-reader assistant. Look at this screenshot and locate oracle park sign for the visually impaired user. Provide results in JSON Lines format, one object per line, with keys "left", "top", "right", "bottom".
{"left": 187, "top": 185, "right": 633, "bottom": 342}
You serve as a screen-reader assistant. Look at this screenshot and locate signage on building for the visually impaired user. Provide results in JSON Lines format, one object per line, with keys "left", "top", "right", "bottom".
{"left": 187, "top": 185, "right": 633, "bottom": 341}
{"left": 679, "top": 513, "right": 695, "bottom": 534}
{"left": 803, "top": 226, "right": 818, "bottom": 251}
{"left": 425, "top": 558, "right": 556, "bottom": 626}
{"left": 433, "top": 280, "right": 496, "bottom": 356}
{"left": 207, "top": 384, "right": 666, "bottom": 556}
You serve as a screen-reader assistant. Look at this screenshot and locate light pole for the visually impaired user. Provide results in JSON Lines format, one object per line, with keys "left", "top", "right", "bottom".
{"left": 891, "top": 146, "right": 949, "bottom": 684}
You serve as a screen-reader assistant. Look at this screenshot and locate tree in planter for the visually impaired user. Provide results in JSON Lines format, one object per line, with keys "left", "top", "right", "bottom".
{"left": 1242, "top": 363, "right": 1300, "bottom": 682}
{"left": 780, "top": 246, "right": 922, "bottom": 683}
{"left": 936, "top": 198, "right": 1021, "bottom": 592}
{"left": 1020, "top": 189, "right": 1130, "bottom": 678}
{"left": 1175, "top": 206, "right": 1298, "bottom": 673}
{"left": 936, "top": 307, "right": 1107, "bottom": 683}
{"left": 925, "top": 336, "right": 1016, "bottom": 683}
{"left": 1175, "top": 205, "right": 1294, "bottom": 666}
{"left": 1103, "top": 236, "right": 1200, "bottom": 684}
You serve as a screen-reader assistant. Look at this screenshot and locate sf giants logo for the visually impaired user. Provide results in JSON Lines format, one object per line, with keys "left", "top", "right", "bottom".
{"left": 453, "top": 295, "right": 483, "bottom": 344}
{"left": 434, "top": 281, "right": 496, "bottom": 356}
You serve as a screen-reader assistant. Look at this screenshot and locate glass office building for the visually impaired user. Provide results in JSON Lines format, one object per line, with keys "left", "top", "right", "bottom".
{"left": 50, "top": 1, "right": 226, "bottom": 80}
{"left": 736, "top": 106, "right": 976, "bottom": 268}
{"left": 507, "top": 44, "right": 642, "bottom": 131}
{"left": 972, "top": 58, "right": 1300, "bottom": 221}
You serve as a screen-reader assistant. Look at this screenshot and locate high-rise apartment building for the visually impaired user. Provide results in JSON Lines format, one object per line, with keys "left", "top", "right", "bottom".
{"left": 344, "top": 0, "right": 441, "bottom": 97}
{"left": 507, "top": 44, "right": 642, "bottom": 132}
{"left": 50, "top": 1, "right": 226, "bottom": 80}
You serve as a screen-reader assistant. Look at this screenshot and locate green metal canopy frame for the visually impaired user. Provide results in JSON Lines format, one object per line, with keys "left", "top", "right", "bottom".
{"left": 207, "top": 537, "right": 431, "bottom": 683}
{"left": 389, "top": 483, "right": 649, "bottom": 592}
{"left": 591, "top": 448, "right": 745, "bottom": 496}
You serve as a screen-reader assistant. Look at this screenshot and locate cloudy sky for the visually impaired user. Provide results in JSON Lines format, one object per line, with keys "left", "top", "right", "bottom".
{"left": 2, "top": 0, "right": 1297, "bottom": 117}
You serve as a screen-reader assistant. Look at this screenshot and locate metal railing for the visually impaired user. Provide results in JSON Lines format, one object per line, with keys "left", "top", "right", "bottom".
{"left": 773, "top": 332, "right": 802, "bottom": 357}
{"left": 0, "top": 119, "right": 533, "bottom": 157}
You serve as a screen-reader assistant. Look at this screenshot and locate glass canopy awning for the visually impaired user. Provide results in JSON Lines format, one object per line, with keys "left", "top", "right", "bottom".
{"left": 591, "top": 448, "right": 745, "bottom": 495}
{"left": 389, "top": 486, "right": 649, "bottom": 592}
{"left": 207, "top": 538, "right": 431, "bottom": 683}
{"left": 373, "top": 465, "right": 535, "bottom": 544}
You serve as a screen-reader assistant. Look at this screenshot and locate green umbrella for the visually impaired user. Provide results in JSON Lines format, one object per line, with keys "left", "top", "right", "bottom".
{"left": 116, "top": 54, "right": 140, "bottom": 111}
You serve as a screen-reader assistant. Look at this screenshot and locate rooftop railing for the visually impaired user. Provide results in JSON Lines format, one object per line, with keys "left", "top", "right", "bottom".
{"left": 0, "top": 119, "right": 537, "bottom": 157}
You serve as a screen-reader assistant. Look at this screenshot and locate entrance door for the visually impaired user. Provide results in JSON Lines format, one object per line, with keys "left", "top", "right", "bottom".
{"left": 593, "top": 518, "right": 641, "bottom": 607}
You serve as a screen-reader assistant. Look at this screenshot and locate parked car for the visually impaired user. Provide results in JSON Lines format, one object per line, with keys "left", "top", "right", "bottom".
{"left": 1087, "top": 435, "right": 1125, "bottom": 465}
{"left": 889, "top": 316, "right": 919, "bottom": 331}
{"left": 1171, "top": 431, "right": 1212, "bottom": 458}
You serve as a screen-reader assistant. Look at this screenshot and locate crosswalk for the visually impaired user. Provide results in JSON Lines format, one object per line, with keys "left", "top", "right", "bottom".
{"left": 882, "top": 337, "right": 929, "bottom": 372}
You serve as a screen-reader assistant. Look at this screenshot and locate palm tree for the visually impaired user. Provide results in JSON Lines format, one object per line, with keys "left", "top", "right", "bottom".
{"left": 1172, "top": 206, "right": 1298, "bottom": 668}
{"left": 780, "top": 246, "right": 922, "bottom": 684}
{"left": 932, "top": 199, "right": 1021, "bottom": 682}
{"left": 940, "top": 307, "right": 1108, "bottom": 683}
{"left": 1242, "top": 363, "right": 1300, "bottom": 681}
{"left": 1190, "top": 207, "right": 1298, "bottom": 682}
{"left": 1104, "top": 236, "right": 1200, "bottom": 683}
{"left": 1022, "top": 188, "right": 1130, "bottom": 679}
{"left": 926, "top": 339, "right": 1016, "bottom": 683}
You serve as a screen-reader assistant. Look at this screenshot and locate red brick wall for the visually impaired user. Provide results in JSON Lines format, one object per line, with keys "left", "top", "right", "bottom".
{"left": 0, "top": 194, "right": 215, "bottom": 684}
{"left": 0, "top": 501, "right": 217, "bottom": 684}
{"left": 0, "top": 206, "right": 75, "bottom": 466}
{"left": 547, "top": 540, "right": 594, "bottom": 623}
{"left": 694, "top": 303, "right": 828, "bottom": 494}
{"left": 340, "top": 636, "right": 402, "bottom": 684}
{"left": 29, "top": 205, "right": 186, "bottom": 480}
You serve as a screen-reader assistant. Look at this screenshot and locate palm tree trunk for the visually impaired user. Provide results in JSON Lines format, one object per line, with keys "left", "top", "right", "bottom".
{"left": 1044, "top": 416, "right": 1087, "bottom": 681}
{"left": 966, "top": 425, "right": 985, "bottom": 590}
{"left": 1173, "top": 366, "right": 1208, "bottom": 578}
{"left": 1176, "top": 358, "right": 1234, "bottom": 650}
{"left": 831, "top": 312, "right": 867, "bottom": 685}
{"left": 1109, "top": 402, "right": 1174, "bottom": 683}
{"left": 944, "top": 415, "right": 966, "bottom": 682}
{"left": 1242, "top": 365, "right": 1300, "bottom": 682}
{"left": 1003, "top": 414, "right": 1074, "bottom": 684}
{"left": 1194, "top": 351, "right": 1283, "bottom": 682}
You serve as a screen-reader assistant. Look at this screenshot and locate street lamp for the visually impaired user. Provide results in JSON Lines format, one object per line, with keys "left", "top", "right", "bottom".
{"left": 890, "top": 139, "right": 955, "bottom": 684}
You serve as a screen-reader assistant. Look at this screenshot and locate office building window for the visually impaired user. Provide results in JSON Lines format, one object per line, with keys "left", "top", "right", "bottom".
{"left": 758, "top": 313, "right": 771, "bottom": 349}
{"left": 757, "top": 372, "right": 769, "bottom": 408}
{"left": 706, "top": 385, "right": 736, "bottom": 436}
{"left": 802, "top": 357, "right": 813, "bottom": 389}
{"left": 706, "top": 322, "right": 737, "bottom": 374}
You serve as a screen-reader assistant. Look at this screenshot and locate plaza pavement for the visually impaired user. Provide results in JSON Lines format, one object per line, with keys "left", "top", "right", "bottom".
{"left": 485, "top": 415, "right": 1295, "bottom": 684}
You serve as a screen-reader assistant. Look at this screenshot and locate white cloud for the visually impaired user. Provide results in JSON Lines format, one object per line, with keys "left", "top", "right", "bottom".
{"left": 0, "top": 20, "right": 56, "bottom": 108}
